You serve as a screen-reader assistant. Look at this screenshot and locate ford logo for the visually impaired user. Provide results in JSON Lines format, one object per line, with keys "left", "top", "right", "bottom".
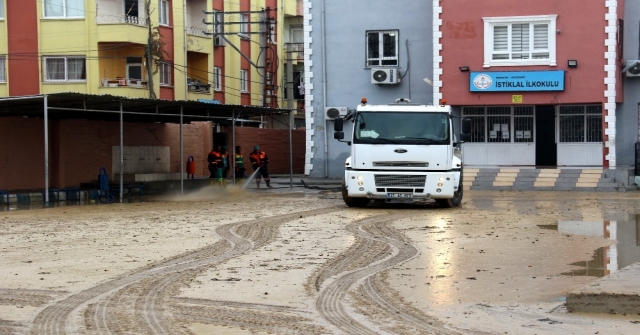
{"left": 394, "top": 149, "right": 408, "bottom": 153}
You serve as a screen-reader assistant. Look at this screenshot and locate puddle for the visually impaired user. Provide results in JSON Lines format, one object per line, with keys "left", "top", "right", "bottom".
{"left": 539, "top": 215, "right": 640, "bottom": 277}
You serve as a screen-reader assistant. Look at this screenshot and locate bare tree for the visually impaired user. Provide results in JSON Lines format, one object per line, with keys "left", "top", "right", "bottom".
{"left": 145, "top": 0, "right": 168, "bottom": 99}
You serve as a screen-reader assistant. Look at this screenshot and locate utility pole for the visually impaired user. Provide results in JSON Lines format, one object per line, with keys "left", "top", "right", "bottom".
{"left": 145, "top": 0, "right": 156, "bottom": 99}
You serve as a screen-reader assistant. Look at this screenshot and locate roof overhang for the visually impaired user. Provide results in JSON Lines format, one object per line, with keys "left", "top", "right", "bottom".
{"left": 0, "top": 93, "right": 293, "bottom": 124}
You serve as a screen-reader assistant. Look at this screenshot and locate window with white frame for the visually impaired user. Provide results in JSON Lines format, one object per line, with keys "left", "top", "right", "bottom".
{"left": 126, "top": 57, "right": 143, "bottom": 83}
{"left": 214, "top": 67, "right": 222, "bottom": 91}
{"left": 159, "top": 0, "right": 169, "bottom": 25}
{"left": 239, "top": 14, "right": 249, "bottom": 38}
{"left": 0, "top": 56, "right": 6, "bottom": 82}
{"left": 159, "top": 62, "right": 171, "bottom": 86}
{"left": 44, "top": 0, "right": 85, "bottom": 18}
{"left": 483, "top": 15, "right": 557, "bottom": 67}
{"left": 366, "top": 30, "right": 398, "bottom": 67}
{"left": 43, "top": 56, "right": 86, "bottom": 82}
{"left": 240, "top": 69, "right": 248, "bottom": 92}
{"left": 0, "top": 1, "right": 4, "bottom": 19}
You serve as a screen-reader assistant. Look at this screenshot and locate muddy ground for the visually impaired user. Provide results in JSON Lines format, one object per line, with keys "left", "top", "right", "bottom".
{"left": 1, "top": 187, "right": 639, "bottom": 334}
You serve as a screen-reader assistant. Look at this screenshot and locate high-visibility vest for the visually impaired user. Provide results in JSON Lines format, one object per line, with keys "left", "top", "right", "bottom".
{"left": 250, "top": 151, "right": 267, "bottom": 165}
{"left": 235, "top": 154, "right": 245, "bottom": 168}
{"left": 207, "top": 151, "right": 222, "bottom": 167}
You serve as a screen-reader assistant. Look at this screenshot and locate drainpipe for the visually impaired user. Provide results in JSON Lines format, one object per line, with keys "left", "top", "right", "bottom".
{"left": 184, "top": 0, "right": 189, "bottom": 99}
{"left": 322, "top": 0, "right": 328, "bottom": 178}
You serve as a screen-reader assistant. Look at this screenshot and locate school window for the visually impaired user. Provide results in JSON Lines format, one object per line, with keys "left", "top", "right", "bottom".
{"left": 159, "top": 62, "right": 171, "bottom": 86}
{"left": 159, "top": 0, "right": 169, "bottom": 25}
{"left": 240, "top": 69, "right": 248, "bottom": 92}
{"left": 214, "top": 67, "right": 222, "bottom": 91}
{"left": 0, "top": 57, "right": 6, "bottom": 83}
{"left": 366, "top": 30, "right": 398, "bottom": 67}
{"left": 239, "top": 14, "right": 249, "bottom": 38}
{"left": 483, "top": 15, "right": 557, "bottom": 67}
{"left": 462, "top": 106, "right": 534, "bottom": 143}
{"left": 44, "top": 0, "right": 85, "bottom": 18}
{"left": 43, "top": 56, "right": 86, "bottom": 82}
{"left": 559, "top": 105, "right": 602, "bottom": 143}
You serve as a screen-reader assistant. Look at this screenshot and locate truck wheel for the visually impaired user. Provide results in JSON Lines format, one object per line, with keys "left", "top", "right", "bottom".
{"left": 436, "top": 182, "right": 463, "bottom": 208}
{"left": 342, "top": 178, "right": 369, "bottom": 207}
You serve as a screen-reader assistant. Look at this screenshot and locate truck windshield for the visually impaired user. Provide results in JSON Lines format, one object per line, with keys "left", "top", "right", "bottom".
{"left": 353, "top": 112, "right": 450, "bottom": 144}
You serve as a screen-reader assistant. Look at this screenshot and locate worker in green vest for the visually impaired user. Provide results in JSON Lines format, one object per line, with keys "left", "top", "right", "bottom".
{"left": 234, "top": 145, "right": 246, "bottom": 185}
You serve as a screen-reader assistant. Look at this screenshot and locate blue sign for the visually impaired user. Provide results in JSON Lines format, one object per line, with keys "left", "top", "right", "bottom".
{"left": 469, "top": 70, "right": 564, "bottom": 92}
{"left": 197, "top": 99, "right": 221, "bottom": 104}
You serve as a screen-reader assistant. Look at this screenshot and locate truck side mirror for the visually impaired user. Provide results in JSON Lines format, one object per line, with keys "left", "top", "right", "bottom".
{"left": 460, "top": 133, "right": 471, "bottom": 142}
{"left": 334, "top": 131, "right": 344, "bottom": 140}
{"left": 334, "top": 118, "right": 344, "bottom": 131}
{"left": 461, "top": 118, "right": 471, "bottom": 134}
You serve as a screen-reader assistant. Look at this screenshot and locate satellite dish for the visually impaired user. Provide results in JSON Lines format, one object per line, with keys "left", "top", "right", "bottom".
{"left": 372, "top": 70, "right": 388, "bottom": 82}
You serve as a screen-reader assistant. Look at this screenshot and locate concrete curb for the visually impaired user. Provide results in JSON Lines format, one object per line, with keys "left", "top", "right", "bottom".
{"left": 566, "top": 262, "right": 640, "bottom": 314}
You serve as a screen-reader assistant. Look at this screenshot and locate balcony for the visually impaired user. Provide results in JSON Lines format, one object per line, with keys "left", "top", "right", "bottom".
{"left": 285, "top": 43, "right": 304, "bottom": 62}
{"left": 96, "top": 0, "right": 148, "bottom": 26}
{"left": 186, "top": 0, "right": 209, "bottom": 37}
{"left": 101, "top": 78, "right": 148, "bottom": 88}
{"left": 187, "top": 77, "right": 211, "bottom": 94}
{"left": 96, "top": 0, "right": 148, "bottom": 43}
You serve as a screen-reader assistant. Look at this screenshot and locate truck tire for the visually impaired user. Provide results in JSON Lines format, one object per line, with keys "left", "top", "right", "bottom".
{"left": 342, "top": 178, "right": 370, "bottom": 207}
{"left": 436, "top": 179, "right": 463, "bottom": 208}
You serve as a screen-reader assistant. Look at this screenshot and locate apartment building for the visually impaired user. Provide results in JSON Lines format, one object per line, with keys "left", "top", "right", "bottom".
{"left": 303, "top": 0, "right": 435, "bottom": 178}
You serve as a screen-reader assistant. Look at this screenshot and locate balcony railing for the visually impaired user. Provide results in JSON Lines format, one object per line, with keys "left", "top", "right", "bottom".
{"left": 285, "top": 43, "right": 304, "bottom": 61}
{"left": 101, "top": 78, "right": 148, "bottom": 88}
{"left": 187, "top": 77, "right": 211, "bottom": 93}
{"left": 96, "top": 14, "right": 149, "bottom": 26}
{"left": 187, "top": 26, "right": 211, "bottom": 37}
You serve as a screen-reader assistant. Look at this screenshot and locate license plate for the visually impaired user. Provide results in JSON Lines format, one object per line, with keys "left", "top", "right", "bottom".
{"left": 387, "top": 193, "right": 413, "bottom": 198}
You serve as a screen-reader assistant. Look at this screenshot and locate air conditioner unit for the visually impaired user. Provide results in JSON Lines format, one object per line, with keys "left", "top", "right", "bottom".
{"left": 625, "top": 60, "right": 640, "bottom": 77}
{"left": 371, "top": 67, "right": 400, "bottom": 85}
{"left": 214, "top": 35, "right": 225, "bottom": 46}
{"left": 324, "top": 107, "right": 348, "bottom": 120}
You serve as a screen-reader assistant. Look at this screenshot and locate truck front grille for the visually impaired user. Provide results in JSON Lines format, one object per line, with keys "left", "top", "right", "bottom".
{"left": 374, "top": 174, "right": 426, "bottom": 187}
{"left": 373, "top": 161, "right": 429, "bottom": 167}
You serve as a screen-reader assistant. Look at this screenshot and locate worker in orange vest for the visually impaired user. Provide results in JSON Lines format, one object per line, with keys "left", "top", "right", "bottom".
{"left": 249, "top": 145, "right": 272, "bottom": 188}
{"left": 206, "top": 145, "right": 223, "bottom": 187}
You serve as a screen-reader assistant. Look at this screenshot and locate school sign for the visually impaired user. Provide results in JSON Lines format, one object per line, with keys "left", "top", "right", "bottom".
{"left": 469, "top": 71, "right": 565, "bottom": 92}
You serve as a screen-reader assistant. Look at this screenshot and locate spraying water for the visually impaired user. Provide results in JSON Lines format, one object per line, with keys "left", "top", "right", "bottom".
{"left": 242, "top": 167, "right": 261, "bottom": 190}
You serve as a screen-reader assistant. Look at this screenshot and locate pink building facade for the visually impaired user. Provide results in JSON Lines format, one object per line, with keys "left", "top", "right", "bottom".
{"left": 438, "top": 0, "right": 624, "bottom": 168}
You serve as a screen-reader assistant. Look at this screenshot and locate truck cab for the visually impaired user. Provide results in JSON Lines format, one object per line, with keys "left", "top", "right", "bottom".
{"left": 334, "top": 98, "right": 471, "bottom": 208}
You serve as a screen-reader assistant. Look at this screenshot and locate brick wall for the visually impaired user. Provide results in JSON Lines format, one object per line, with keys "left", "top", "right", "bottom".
{"left": 0, "top": 118, "right": 303, "bottom": 192}
{"left": 0, "top": 117, "right": 212, "bottom": 191}
{"left": 216, "top": 127, "right": 305, "bottom": 174}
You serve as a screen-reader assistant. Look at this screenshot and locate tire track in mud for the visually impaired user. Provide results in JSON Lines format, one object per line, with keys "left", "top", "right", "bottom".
{"left": 31, "top": 206, "right": 340, "bottom": 335}
{"left": 309, "top": 212, "right": 467, "bottom": 335}
{"left": 0, "top": 289, "right": 67, "bottom": 308}
{"left": 170, "top": 298, "right": 327, "bottom": 334}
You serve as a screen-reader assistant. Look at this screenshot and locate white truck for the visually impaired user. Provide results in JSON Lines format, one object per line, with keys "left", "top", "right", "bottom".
{"left": 333, "top": 98, "right": 471, "bottom": 208}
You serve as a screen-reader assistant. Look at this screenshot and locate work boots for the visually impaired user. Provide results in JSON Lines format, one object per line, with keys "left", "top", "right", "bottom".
{"left": 266, "top": 179, "right": 273, "bottom": 189}
{"left": 256, "top": 180, "right": 261, "bottom": 188}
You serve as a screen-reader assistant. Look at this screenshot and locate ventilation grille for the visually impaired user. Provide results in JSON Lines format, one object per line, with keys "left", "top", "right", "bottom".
{"left": 374, "top": 175, "right": 426, "bottom": 187}
{"left": 373, "top": 162, "right": 429, "bottom": 167}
